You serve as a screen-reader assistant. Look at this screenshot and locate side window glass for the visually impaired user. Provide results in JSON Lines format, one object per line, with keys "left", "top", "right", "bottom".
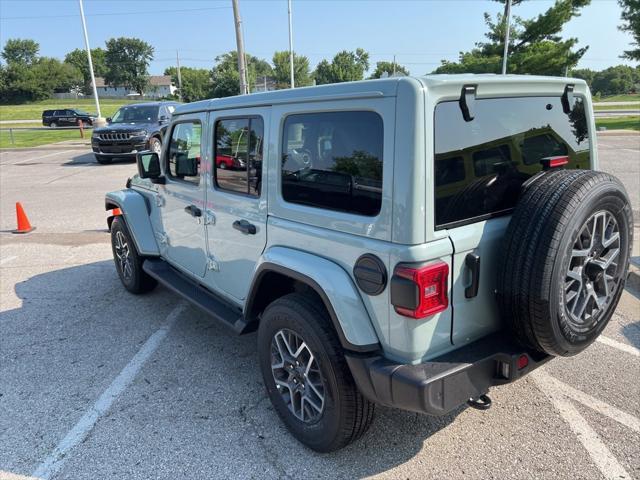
{"left": 215, "top": 117, "right": 264, "bottom": 196}
{"left": 167, "top": 122, "right": 202, "bottom": 185}
{"left": 281, "top": 111, "right": 383, "bottom": 216}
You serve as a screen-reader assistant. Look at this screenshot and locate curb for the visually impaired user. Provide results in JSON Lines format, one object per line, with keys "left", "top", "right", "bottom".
{"left": 597, "top": 130, "right": 639, "bottom": 137}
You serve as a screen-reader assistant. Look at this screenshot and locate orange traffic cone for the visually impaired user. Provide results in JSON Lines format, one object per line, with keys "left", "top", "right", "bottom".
{"left": 13, "top": 202, "right": 35, "bottom": 234}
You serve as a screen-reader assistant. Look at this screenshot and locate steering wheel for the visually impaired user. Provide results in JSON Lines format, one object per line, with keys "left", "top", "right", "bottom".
{"left": 288, "top": 148, "right": 313, "bottom": 170}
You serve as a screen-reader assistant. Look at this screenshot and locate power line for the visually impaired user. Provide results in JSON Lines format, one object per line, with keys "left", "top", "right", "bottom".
{"left": 1, "top": 5, "right": 230, "bottom": 20}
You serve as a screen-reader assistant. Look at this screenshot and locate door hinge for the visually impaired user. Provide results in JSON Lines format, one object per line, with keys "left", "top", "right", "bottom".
{"left": 206, "top": 256, "right": 219, "bottom": 272}
{"left": 155, "top": 232, "right": 169, "bottom": 246}
{"left": 155, "top": 194, "right": 165, "bottom": 207}
{"left": 204, "top": 211, "right": 216, "bottom": 226}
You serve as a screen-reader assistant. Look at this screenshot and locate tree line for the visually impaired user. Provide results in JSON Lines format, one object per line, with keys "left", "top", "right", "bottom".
{"left": 0, "top": 0, "right": 637, "bottom": 104}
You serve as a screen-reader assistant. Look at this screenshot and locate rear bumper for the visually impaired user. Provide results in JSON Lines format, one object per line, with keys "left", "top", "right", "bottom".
{"left": 345, "top": 332, "right": 551, "bottom": 416}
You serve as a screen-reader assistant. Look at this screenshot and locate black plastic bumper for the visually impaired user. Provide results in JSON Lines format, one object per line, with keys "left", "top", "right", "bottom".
{"left": 345, "top": 332, "right": 551, "bottom": 416}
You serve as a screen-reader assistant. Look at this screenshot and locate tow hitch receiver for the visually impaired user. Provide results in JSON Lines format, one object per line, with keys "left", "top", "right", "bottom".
{"left": 467, "top": 394, "right": 492, "bottom": 410}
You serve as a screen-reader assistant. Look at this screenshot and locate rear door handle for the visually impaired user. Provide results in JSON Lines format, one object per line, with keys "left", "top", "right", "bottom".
{"left": 465, "top": 253, "right": 480, "bottom": 299}
{"left": 233, "top": 219, "right": 256, "bottom": 235}
{"left": 184, "top": 205, "right": 202, "bottom": 217}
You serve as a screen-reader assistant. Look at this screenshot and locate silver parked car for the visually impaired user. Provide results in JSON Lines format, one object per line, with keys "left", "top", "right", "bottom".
{"left": 105, "top": 75, "right": 633, "bottom": 452}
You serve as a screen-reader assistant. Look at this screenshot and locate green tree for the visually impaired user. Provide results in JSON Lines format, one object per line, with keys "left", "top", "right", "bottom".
{"left": 210, "top": 51, "right": 272, "bottom": 97}
{"left": 434, "top": 0, "right": 590, "bottom": 76}
{"left": 1, "top": 38, "right": 39, "bottom": 65}
{"left": 314, "top": 49, "right": 370, "bottom": 85}
{"left": 619, "top": 0, "right": 640, "bottom": 61}
{"left": 369, "top": 61, "right": 409, "bottom": 79}
{"left": 570, "top": 68, "right": 596, "bottom": 88}
{"left": 0, "top": 58, "right": 81, "bottom": 102}
{"left": 164, "top": 66, "right": 211, "bottom": 102}
{"left": 64, "top": 48, "right": 107, "bottom": 94}
{"left": 272, "top": 51, "right": 312, "bottom": 88}
{"left": 104, "top": 37, "right": 154, "bottom": 95}
{"left": 591, "top": 65, "right": 639, "bottom": 95}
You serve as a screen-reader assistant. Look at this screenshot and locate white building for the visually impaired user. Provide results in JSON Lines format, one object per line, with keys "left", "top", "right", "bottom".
{"left": 91, "top": 75, "right": 177, "bottom": 99}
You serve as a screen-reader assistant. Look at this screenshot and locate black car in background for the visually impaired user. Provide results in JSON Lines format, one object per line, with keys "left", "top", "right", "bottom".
{"left": 42, "top": 109, "right": 95, "bottom": 127}
{"left": 91, "top": 101, "right": 180, "bottom": 164}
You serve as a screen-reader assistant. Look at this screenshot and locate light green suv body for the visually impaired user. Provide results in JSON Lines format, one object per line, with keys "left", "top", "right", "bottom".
{"left": 106, "top": 74, "right": 597, "bottom": 426}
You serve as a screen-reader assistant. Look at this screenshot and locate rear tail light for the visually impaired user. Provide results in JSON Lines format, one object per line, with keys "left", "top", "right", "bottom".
{"left": 541, "top": 155, "right": 569, "bottom": 170}
{"left": 391, "top": 261, "right": 449, "bottom": 319}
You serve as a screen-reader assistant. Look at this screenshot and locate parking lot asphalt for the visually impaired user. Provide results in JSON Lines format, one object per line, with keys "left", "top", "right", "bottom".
{"left": 0, "top": 136, "right": 639, "bottom": 480}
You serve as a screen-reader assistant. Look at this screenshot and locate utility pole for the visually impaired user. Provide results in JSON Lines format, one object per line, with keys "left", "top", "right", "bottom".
{"left": 501, "top": 0, "right": 512, "bottom": 75}
{"left": 232, "top": 0, "right": 249, "bottom": 95}
{"left": 393, "top": 54, "right": 397, "bottom": 76}
{"left": 288, "top": 0, "right": 295, "bottom": 88}
{"left": 78, "top": 0, "right": 104, "bottom": 125}
{"left": 176, "top": 50, "right": 183, "bottom": 101}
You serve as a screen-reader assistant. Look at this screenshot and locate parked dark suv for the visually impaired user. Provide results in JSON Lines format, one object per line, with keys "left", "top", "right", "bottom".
{"left": 91, "top": 101, "right": 180, "bottom": 164}
{"left": 42, "top": 109, "right": 94, "bottom": 127}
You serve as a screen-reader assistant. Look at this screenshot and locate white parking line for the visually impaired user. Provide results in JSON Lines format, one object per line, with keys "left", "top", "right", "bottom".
{"left": 32, "top": 302, "right": 188, "bottom": 480}
{"left": 534, "top": 369, "right": 640, "bottom": 433}
{"left": 3, "top": 150, "right": 73, "bottom": 166}
{"left": 533, "top": 370, "right": 633, "bottom": 480}
{"left": 597, "top": 335, "right": 640, "bottom": 357}
{"left": 0, "top": 255, "right": 17, "bottom": 265}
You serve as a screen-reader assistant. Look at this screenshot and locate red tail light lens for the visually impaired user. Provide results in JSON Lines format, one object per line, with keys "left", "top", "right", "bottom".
{"left": 392, "top": 261, "right": 449, "bottom": 319}
{"left": 541, "top": 155, "right": 569, "bottom": 169}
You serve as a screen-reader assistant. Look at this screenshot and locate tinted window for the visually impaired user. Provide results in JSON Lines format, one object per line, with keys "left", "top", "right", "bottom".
{"left": 281, "top": 111, "right": 383, "bottom": 216}
{"left": 111, "top": 105, "right": 159, "bottom": 124}
{"left": 215, "top": 117, "right": 264, "bottom": 196}
{"left": 434, "top": 96, "right": 590, "bottom": 228}
{"left": 167, "top": 122, "right": 202, "bottom": 185}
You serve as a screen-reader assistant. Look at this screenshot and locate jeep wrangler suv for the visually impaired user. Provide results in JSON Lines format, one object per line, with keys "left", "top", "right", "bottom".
{"left": 105, "top": 75, "right": 632, "bottom": 452}
{"left": 92, "top": 101, "right": 179, "bottom": 164}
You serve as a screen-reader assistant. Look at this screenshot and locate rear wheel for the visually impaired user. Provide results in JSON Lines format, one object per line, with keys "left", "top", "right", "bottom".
{"left": 257, "top": 293, "right": 374, "bottom": 452}
{"left": 498, "top": 170, "right": 632, "bottom": 356}
{"left": 110, "top": 216, "right": 157, "bottom": 294}
{"left": 50, "top": 122, "right": 57, "bottom": 128}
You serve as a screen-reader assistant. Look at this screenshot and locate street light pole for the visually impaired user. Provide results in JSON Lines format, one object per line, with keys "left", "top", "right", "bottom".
{"left": 231, "top": 0, "right": 249, "bottom": 95}
{"left": 78, "top": 0, "right": 104, "bottom": 125}
{"left": 501, "top": 0, "right": 512, "bottom": 75}
{"left": 288, "top": 0, "right": 295, "bottom": 88}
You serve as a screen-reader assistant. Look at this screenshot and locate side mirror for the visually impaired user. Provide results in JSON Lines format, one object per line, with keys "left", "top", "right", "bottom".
{"left": 159, "top": 115, "right": 168, "bottom": 124}
{"left": 136, "top": 151, "right": 162, "bottom": 180}
{"left": 106, "top": 117, "right": 112, "bottom": 123}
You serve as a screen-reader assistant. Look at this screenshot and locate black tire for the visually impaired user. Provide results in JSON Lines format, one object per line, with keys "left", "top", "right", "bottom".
{"left": 498, "top": 170, "right": 633, "bottom": 356}
{"left": 50, "top": 122, "right": 57, "bottom": 128}
{"left": 148, "top": 137, "right": 162, "bottom": 155}
{"left": 257, "top": 293, "right": 375, "bottom": 452}
{"left": 110, "top": 216, "right": 157, "bottom": 294}
{"left": 95, "top": 154, "right": 112, "bottom": 165}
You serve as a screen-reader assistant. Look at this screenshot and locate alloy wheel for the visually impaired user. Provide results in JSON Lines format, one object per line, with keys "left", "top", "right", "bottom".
{"left": 271, "top": 328, "right": 326, "bottom": 423}
{"left": 565, "top": 210, "right": 622, "bottom": 330}
{"left": 114, "top": 230, "right": 133, "bottom": 281}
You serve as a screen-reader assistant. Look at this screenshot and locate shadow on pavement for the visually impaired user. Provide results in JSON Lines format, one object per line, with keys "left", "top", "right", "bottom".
{"left": 2, "top": 260, "right": 463, "bottom": 478}
{"left": 63, "top": 152, "right": 136, "bottom": 167}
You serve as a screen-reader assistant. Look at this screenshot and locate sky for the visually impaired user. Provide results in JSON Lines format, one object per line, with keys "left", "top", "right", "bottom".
{"left": 0, "top": 0, "right": 635, "bottom": 76}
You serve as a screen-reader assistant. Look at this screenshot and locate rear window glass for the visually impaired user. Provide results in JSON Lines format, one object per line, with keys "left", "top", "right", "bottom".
{"left": 281, "top": 111, "right": 383, "bottom": 216}
{"left": 434, "top": 96, "right": 590, "bottom": 228}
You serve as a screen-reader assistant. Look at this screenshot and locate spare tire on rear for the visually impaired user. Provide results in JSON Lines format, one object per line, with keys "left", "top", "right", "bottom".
{"left": 497, "top": 169, "right": 633, "bottom": 357}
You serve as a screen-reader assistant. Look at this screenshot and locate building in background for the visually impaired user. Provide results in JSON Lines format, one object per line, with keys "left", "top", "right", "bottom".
{"left": 91, "top": 75, "right": 176, "bottom": 99}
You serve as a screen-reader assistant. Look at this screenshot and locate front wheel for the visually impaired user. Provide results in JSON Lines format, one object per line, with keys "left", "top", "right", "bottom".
{"left": 95, "top": 154, "right": 112, "bottom": 165}
{"left": 148, "top": 137, "right": 162, "bottom": 155}
{"left": 110, "top": 216, "right": 157, "bottom": 294}
{"left": 257, "top": 293, "right": 374, "bottom": 452}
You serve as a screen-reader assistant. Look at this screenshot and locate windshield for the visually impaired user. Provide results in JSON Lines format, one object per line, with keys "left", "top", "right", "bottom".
{"left": 434, "top": 95, "right": 591, "bottom": 228}
{"left": 111, "top": 105, "right": 159, "bottom": 124}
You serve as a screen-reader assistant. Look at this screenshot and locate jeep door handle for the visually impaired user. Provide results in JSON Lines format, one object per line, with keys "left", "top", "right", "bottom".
{"left": 232, "top": 219, "right": 256, "bottom": 235}
{"left": 465, "top": 253, "right": 480, "bottom": 299}
{"left": 184, "top": 205, "right": 202, "bottom": 217}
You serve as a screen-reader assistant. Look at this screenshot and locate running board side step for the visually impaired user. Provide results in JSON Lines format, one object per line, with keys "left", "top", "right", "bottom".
{"left": 142, "top": 258, "right": 250, "bottom": 334}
